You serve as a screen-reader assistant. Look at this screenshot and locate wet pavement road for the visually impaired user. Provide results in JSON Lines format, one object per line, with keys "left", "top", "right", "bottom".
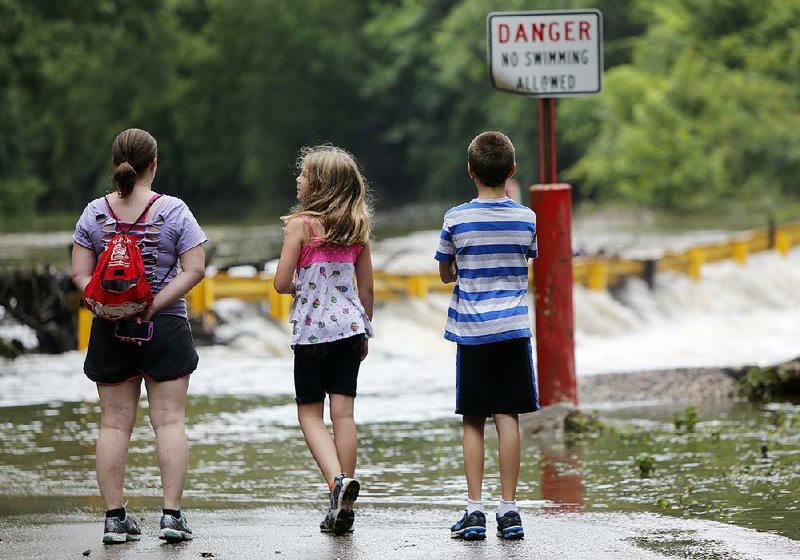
{"left": 1, "top": 505, "right": 798, "bottom": 560}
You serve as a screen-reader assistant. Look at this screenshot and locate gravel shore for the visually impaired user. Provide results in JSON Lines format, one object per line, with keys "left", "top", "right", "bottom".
{"left": 578, "top": 367, "right": 742, "bottom": 404}
{"left": 577, "top": 358, "right": 800, "bottom": 405}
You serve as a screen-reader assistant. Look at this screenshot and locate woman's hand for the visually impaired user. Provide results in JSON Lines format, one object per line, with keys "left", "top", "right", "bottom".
{"left": 148, "top": 245, "right": 206, "bottom": 313}
{"left": 117, "top": 316, "right": 146, "bottom": 346}
{"left": 360, "top": 338, "right": 369, "bottom": 361}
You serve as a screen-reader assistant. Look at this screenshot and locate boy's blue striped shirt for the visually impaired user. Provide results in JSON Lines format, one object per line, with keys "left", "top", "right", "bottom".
{"left": 435, "top": 196, "right": 537, "bottom": 345}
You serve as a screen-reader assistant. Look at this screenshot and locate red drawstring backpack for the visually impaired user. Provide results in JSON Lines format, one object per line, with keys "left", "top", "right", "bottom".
{"left": 82, "top": 194, "right": 161, "bottom": 321}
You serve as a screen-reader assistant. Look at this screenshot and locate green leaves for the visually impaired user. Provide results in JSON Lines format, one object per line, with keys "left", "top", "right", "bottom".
{"left": 565, "top": 0, "right": 800, "bottom": 211}
{"left": 2, "top": 0, "right": 798, "bottom": 223}
{"left": 0, "top": 176, "right": 45, "bottom": 219}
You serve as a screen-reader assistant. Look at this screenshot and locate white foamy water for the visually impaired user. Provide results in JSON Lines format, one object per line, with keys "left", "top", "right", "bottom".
{"left": 2, "top": 227, "right": 800, "bottom": 420}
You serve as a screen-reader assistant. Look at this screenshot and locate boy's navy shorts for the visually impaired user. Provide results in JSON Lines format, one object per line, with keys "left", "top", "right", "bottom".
{"left": 293, "top": 334, "right": 364, "bottom": 404}
{"left": 455, "top": 337, "right": 540, "bottom": 417}
{"left": 84, "top": 315, "right": 199, "bottom": 385}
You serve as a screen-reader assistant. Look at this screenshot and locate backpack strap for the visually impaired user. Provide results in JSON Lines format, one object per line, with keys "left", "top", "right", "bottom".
{"left": 104, "top": 193, "right": 162, "bottom": 233}
{"left": 151, "top": 256, "right": 179, "bottom": 293}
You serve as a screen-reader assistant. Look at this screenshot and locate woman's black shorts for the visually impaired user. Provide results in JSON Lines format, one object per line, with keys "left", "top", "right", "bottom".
{"left": 293, "top": 334, "right": 364, "bottom": 404}
{"left": 455, "top": 337, "right": 540, "bottom": 417}
{"left": 84, "top": 315, "right": 199, "bottom": 385}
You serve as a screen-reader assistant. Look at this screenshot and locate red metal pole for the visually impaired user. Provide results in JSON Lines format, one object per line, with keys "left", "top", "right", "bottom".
{"left": 549, "top": 98, "right": 557, "bottom": 184}
{"left": 530, "top": 184, "right": 577, "bottom": 406}
{"left": 538, "top": 99, "right": 546, "bottom": 185}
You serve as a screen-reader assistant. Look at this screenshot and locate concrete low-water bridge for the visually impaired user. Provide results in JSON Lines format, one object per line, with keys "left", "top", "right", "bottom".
{"left": 2, "top": 221, "right": 799, "bottom": 354}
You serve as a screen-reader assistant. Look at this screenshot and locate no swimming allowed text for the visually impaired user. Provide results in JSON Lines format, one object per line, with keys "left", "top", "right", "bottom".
{"left": 487, "top": 11, "right": 603, "bottom": 97}
{"left": 500, "top": 50, "right": 589, "bottom": 94}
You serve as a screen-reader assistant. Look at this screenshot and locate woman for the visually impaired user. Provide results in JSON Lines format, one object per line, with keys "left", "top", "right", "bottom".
{"left": 71, "top": 128, "right": 206, "bottom": 544}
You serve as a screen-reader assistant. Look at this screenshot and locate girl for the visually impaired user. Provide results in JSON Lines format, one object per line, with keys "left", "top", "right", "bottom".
{"left": 71, "top": 128, "right": 206, "bottom": 544}
{"left": 274, "top": 145, "right": 374, "bottom": 535}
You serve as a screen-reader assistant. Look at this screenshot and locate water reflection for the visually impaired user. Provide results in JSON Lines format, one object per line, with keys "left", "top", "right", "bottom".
{"left": 0, "top": 394, "right": 797, "bottom": 540}
{"left": 540, "top": 444, "right": 585, "bottom": 513}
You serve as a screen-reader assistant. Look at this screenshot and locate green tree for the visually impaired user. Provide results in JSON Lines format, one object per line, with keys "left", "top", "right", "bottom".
{"left": 565, "top": 0, "right": 800, "bottom": 211}
{"left": 0, "top": 0, "right": 182, "bottom": 214}
{"left": 362, "top": 0, "right": 645, "bottom": 202}
{"left": 170, "top": 0, "right": 371, "bottom": 213}
{"left": 3, "top": 0, "right": 797, "bottom": 225}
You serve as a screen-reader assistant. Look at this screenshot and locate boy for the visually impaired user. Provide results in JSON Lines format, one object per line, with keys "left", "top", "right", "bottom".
{"left": 435, "top": 131, "right": 540, "bottom": 540}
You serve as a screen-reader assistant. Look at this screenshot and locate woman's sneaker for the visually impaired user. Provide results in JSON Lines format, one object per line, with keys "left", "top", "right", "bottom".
{"left": 102, "top": 513, "right": 142, "bottom": 544}
{"left": 159, "top": 511, "right": 194, "bottom": 543}
{"left": 496, "top": 510, "right": 524, "bottom": 540}
{"left": 325, "top": 474, "right": 360, "bottom": 534}
{"left": 450, "top": 510, "right": 487, "bottom": 540}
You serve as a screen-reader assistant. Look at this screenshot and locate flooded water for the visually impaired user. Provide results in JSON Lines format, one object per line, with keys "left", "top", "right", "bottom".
{"left": 569, "top": 402, "right": 800, "bottom": 540}
{"left": 0, "top": 346, "right": 798, "bottom": 542}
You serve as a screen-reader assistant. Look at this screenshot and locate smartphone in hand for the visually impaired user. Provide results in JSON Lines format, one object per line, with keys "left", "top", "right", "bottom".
{"left": 114, "top": 319, "right": 154, "bottom": 342}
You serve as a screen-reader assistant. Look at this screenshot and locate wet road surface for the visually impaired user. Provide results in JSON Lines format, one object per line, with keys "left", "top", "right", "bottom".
{"left": 1, "top": 504, "right": 798, "bottom": 560}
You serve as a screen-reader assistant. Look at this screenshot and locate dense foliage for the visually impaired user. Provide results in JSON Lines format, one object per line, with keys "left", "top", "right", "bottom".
{"left": 1, "top": 0, "right": 797, "bottom": 224}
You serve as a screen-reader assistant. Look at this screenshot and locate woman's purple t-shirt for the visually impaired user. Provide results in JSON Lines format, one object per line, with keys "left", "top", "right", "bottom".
{"left": 73, "top": 194, "right": 207, "bottom": 318}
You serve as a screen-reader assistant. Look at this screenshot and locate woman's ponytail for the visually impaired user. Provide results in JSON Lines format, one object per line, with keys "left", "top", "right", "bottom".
{"left": 111, "top": 128, "right": 158, "bottom": 198}
{"left": 112, "top": 161, "right": 138, "bottom": 198}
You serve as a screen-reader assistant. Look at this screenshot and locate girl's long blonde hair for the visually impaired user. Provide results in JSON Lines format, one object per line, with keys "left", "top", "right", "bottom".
{"left": 282, "top": 145, "right": 373, "bottom": 245}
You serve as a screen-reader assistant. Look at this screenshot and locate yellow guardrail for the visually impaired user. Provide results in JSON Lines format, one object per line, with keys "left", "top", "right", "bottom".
{"left": 577, "top": 222, "right": 800, "bottom": 289}
{"left": 76, "top": 222, "right": 800, "bottom": 350}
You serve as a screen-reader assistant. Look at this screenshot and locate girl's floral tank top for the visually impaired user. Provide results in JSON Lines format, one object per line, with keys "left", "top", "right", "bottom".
{"left": 289, "top": 216, "right": 373, "bottom": 346}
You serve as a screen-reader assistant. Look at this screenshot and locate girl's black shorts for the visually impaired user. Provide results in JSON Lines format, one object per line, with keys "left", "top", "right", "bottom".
{"left": 84, "top": 315, "right": 199, "bottom": 385}
{"left": 455, "top": 337, "right": 540, "bottom": 417}
{"left": 293, "top": 334, "right": 364, "bottom": 404}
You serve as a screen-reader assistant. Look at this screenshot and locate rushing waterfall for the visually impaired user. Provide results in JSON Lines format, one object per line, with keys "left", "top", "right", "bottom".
{"left": 2, "top": 227, "right": 800, "bottom": 413}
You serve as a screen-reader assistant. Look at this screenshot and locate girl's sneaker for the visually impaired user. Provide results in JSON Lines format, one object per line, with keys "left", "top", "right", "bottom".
{"left": 496, "top": 510, "right": 524, "bottom": 540}
{"left": 159, "top": 511, "right": 194, "bottom": 543}
{"left": 326, "top": 474, "right": 360, "bottom": 534}
{"left": 450, "top": 510, "right": 487, "bottom": 540}
{"left": 102, "top": 513, "right": 142, "bottom": 544}
{"left": 319, "top": 510, "right": 336, "bottom": 533}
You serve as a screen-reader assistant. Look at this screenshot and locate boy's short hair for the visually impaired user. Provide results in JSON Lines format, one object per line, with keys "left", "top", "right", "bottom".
{"left": 467, "top": 131, "right": 515, "bottom": 187}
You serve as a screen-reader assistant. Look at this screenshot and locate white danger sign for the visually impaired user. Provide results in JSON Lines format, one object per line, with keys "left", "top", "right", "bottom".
{"left": 487, "top": 10, "right": 603, "bottom": 97}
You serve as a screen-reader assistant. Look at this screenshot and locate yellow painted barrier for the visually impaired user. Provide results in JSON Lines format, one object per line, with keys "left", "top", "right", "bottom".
{"left": 586, "top": 261, "right": 608, "bottom": 291}
{"left": 78, "top": 307, "right": 93, "bottom": 351}
{"left": 374, "top": 272, "right": 443, "bottom": 299}
{"left": 775, "top": 231, "right": 791, "bottom": 257}
{"left": 76, "top": 222, "right": 800, "bottom": 350}
{"left": 605, "top": 259, "right": 644, "bottom": 287}
{"left": 749, "top": 231, "right": 771, "bottom": 252}
{"left": 406, "top": 275, "right": 429, "bottom": 298}
{"left": 188, "top": 276, "right": 214, "bottom": 313}
{"left": 208, "top": 273, "right": 272, "bottom": 301}
{"left": 267, "top": 281, "right": 293, "bottom": 322}
{"left": 687, "top": 248, "right": 705, "bottom": 281}
{"left": 733, "top": 241, "right": 748, "bottom": 264}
